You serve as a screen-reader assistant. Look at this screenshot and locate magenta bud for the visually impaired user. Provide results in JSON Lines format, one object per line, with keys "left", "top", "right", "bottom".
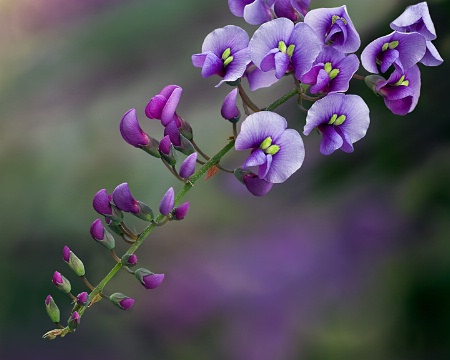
{"left": 221, "top": 88, "right": 241, "bottom": 123}
{"left": 134, "top": 268, "right": 165, "bottom": 289}
{"left": 45, "top": 295, "right": 60, "bottom": 323}
{"left": 76, "top": 292, "right": 90, "bottom": 306}
{"left": 68, "top": 311, "right": 80, "bottom": 330}
{"left": 179, "top": 153, "right": 197, "bottom": 179}
{"left": 121, "top": 254, "right": 138, "bottom": 267}
{"left": 93, "top": 189, "right": 123, "bottom": 222}
{"left": 52, "top": 271, "right": 71, "bottom": 293}
{"left": 173, "top": 202, "right": 190, "bottom": 220}
{"left": 62, "top": 246, "right": 85, "bottom": 276}
{"left": 112, "top": 183, "right": 140, "bottom": 214}
{"left": 120, "top": 108, "right": 150, "bottom": 147}
{"left": 109, "top": 293, "right": 135, "bottom": 310}
{"left": 159, "top": 187, "right": 175, "bottom": 216}
{"left": 90, "top": 219, "right": 115, "bottom": 250}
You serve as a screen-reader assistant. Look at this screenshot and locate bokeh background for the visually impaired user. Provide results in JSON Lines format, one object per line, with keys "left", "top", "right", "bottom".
{"left": 1, "top": 0, "right": 449, "bottom": 359}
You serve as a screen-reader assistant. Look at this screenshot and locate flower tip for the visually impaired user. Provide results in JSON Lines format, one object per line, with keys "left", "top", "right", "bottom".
{"left": 62, "top": 246, "right": 71, "bottom": 263}
{"left": 159, "top": 187, "right": 175, "bottom": 215}
{"left": 174, "top": 202, "right": 190, "bottom": 220}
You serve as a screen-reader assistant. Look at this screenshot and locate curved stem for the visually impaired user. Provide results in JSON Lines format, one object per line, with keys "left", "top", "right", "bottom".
{"left": 352, "top": 73, "right": 365, "bottom": 81}
{"left": 265, "top": 88, "right": 298, "bottom": 111}
{"left": 237, "top": 84, "right": 259, "bottom": 113}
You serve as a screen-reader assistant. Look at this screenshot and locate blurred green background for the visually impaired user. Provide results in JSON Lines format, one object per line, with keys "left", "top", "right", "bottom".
{"left": 1, "top": 0, "right": 449, "bottom": 359}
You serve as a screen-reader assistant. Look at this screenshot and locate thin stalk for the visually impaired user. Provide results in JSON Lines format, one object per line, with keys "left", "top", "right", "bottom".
{"left": 237, "top": 84, "right": 259, "bottom": 113}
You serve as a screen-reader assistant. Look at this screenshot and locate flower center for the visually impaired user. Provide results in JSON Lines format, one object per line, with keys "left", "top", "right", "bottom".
{"left": 221, "top": 47, "right": 234, "bottom": 67}
{"left": 381, "top": 40, "right": 399, "bottom": 52}
{"left": 331, "top": 15, "right": 347, "bottom": 26}
{"left": 278, "top": 41, "right": 295, "bottom": 58}
{"left": 393, "top": 74, "right": 409, "bottom": 86}
{"left": 328, "top": 113, "right": 347, "bottom": 126}
{"left": 260, "top": 136, "right": 280, "bottom": 155}
{"left": 324, "top": 62, "right": 340, "bottom": 80}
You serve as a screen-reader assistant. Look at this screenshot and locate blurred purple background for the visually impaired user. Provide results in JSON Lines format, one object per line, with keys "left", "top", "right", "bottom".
{"left": 1, "top": 0, "right": 449, "bottom": 359}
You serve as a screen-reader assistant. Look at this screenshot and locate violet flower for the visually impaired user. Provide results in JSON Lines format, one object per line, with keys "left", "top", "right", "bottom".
{"left": 304, "top": 93, "right": 370, "bottom": 155}
{"left": 93, "top": 189, "right": 113, "bottom": 217}
{"left": 120, "top": 108, "right": 149, "bottom": 147}
{"left": 249, "top": 18, "right": 321, "bottom": 80}
{"left": 365, "top": 65, "right": 421, "bottom": 116}
{"left": 159, "top": 187, "right": 174, "bottom": 216}
{"left": 301, "top": 47, "right": 360, "bottom": 95}
{"left": 192, "top": 25, "right": 251, "bottom": 86}
{"left": 112, "top": 183, "right": 140, "bottom": 214}
{"left": 361, "top": 31, "right": 426, "bottom": 74}
{"left": 304, "top": 5, "right": 360, "bottom": 53}
{"left": 145, "top": 85, "right": 183, "bottom": 126}
{"left": 134, "top": 268, "right": 165, "bottom": 289}
{"left": 390, "top": 2, "right": 443, "bottom": 67}
{"left": 228, "top": 0, "right": 274, "bottom": 25}
{"left": 235, "top": 111, "right": 305, "bottom": 183}
{"left": 221, "top": 88, "right": 240, "bottom": 123}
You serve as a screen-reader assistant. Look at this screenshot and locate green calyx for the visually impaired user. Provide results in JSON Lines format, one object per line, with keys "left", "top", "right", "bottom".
{"left": 324, "top": 62, "right": 340, "bottom": 80}
{"left": 221, "top": 48, "right": 233, "bottom": 67}
{"left": 393, "top": 75, "right": 409, "bottom": 87}
{"left": 278, "top": 41, "right": 295, "bottom": 58}
{"left": 260, "top": 136, "right": 280, "bottom": 155}
{"left": 328, "top": 114, "right": 346, "bottom": 126}
{"left": 382, "top": 40, "right": 399, "bottom": 52}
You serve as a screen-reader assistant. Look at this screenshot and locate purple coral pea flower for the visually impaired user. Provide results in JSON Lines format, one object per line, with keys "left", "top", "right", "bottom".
{"left": 112, "top": 183, "right": 140, "bottom": 214}
{"left": 228, "top": 0, "right": 274, "bottom": 25}
{"left": 159, "top": 187, "right": 175, "bottom": 216}
{"left": 249, "top": 18, "right": 321, "bottom": 81}
{"left": 304, "top": 93, "right": 370, "bottom": 155}
{"left": 366, "top": 65, "right": 421, "bottom": 116}
{"left": 120, "top": 108, "right": 149, "bottom": 148}
{"left": 301, "top": 47, "right": 360, "bottom": 94}
{"left": 235, "top": 111, "right": 305, "bottom": 183}
{"left": 173, "top": 202, "right": 190, "bottom": 220}
{"left": 192, "top": 25, "right": 251, "bottom": 86}
{"left": 145, "top": 85, "right": 183, "bottom": 127}
{"left": 273, "top": 0, "right": 311, "bottom": 22}
{"left": 361, "top": 31, "right": 426, "bottom": 74}
{"left": 179, "top": 153, "right": 197, "bottom": 179}
{"left": 390, "top": 2, "right": 443, "bottom": 67}
{"left": 221, "top": 88, "right": 240, "bottom": 123}
{"left": 304, "top": 5, "right": 360, "bottom": 54}
{"left": 92, "top": 189, "right": 113, "bottom": 216}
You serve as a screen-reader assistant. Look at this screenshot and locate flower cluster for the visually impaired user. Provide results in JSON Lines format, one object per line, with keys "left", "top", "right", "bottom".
{"left": 42, "top": 1, "right": 442, "bottom": 339}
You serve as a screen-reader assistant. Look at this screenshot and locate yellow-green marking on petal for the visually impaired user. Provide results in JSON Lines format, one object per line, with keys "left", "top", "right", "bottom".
{"left": 266, "top": 145, "right": 280, "bottom": 155}
{"left": 260, "top": 136, "right": 273, "bottom": 150}
{"left": 328, "top": 114, "right": 346, "bottom": 125}
{"left": 393, "top": 75, "right": 409, "bottom": 86}
{"left": 278, "top": 41, "right": 287, "bottom": 53}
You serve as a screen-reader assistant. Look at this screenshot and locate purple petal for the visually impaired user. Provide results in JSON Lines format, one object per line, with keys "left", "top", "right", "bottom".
{"left": 243, "top": 148, "right": 267, "bottom": 168}
{"left": 390, "top": 2, "right": 436, "bottom": 41}
{"left": 145, "top": 94, "right": 166, "bottom": 119}
{"left": 164, "top": 120, "right": 181, "bottom": 147}
{"left": 257, "top": 153, "right": 272, "bottom": 179}
{"left": 52, "top": 271, "right": 63, "bottom": 286}
{"left": 90, "top": 218, "right": 105, "bottom": 240}
{"left": 93, "top": 189, "right": 112, "bottom": 216}
{"left": 243, "top": 0, "right": 273, "bottom": 25}
{"left": 274, "top": 52, "right": 290, "bottom": 79}
{"left": 420, "top": 41, "right": 444, "bottom": 66}
{"left": 197, "top": 52, "right": 224, "bottom": 78}
{"left": 143, "top": 273, "right": 165, "bottom": 289}
{"left": 63, "top": 246, "right": 71, "bottom": 263}
{"left": 112, "top": 183, "right": 140, "bottom": 214}
{"left": 202, "top": 25, "right": 250, "bottom": 55}
{"left": 310, "top": 68, "right": 330, "bottom": 94}
{"left": 243, "top": 173, "right": 273, "bottom": 196}
{"left": 173, "top": 202, "right": 190, "bottom": 220}
{"left": 245, "top": 63, "right": 279, "bottom": 91}
{"left": 228, "top": 0, "right": 253, "bottom": 17}
{"left": 221, "top": 88, "right": 240, "bottom": 120}
{"left": 219, "top": 47, "right": 251, "bottom": 86}
{"left": 119, "top": 298, "right": 135, "bottom": 310}
{"left": 318, "top": 125, "right": 344, "bottom": 155}
{"left": 120, "top": 108, "right": 149, "bottom": 147}
{"left": 159, "top": 187, "right": 174, "bottom": 216}
{"left": 235, "top": 111, "right": 287, "bottom": 150}
{"left": 160, "top": 86, "right": 182, "bottom": 126}
{"left": 328, "top": 53, "right": 360, "bottom": 93}
{"left": 159, "top": 134, "right": 172, "bottom": 155}
{"left": 179, "top": 153, "right": 197, "bottom": 179}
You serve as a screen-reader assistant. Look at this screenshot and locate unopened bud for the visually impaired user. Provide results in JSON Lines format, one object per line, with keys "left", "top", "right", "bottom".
{"left": 62, "top": 246, "right": 85, "bottom": 277}
{"left": 45, "top": 295, "right": 60, "bottom": 323}
{"left": 90, "top": 219, "right": 116, "bottom": 250}
{"left": 76, "top": 292, "right": 90, "bottom": 307}
{"left": 52, "top": 271, "right": 71, "bottom": 294}
{"left": 173, "top": 202, "right": 190, "bottom": 220}
{"left": 109, "top": 293, "right": 135, "bottom": 310}
{"left": 179, "top": 153, "right": 197, "bottom": 179}
{"left": 121, "top": 254, "right": 138, "bottom": 267}
{"left": 159, "top": 135, "right": 177, "bottom": 166}
{"left": 68, "top": 311, "right": 80, "bottom": 330}
{"left": 134, "top": 268, "right": 165, "bottom": 289}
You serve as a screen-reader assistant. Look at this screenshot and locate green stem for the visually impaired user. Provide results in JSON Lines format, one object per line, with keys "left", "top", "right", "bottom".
{"left": 264, "top": 88, "right": 298, "bottom": 111}
{"left": 53, "top": 139, "right": 236, "bottom": 337}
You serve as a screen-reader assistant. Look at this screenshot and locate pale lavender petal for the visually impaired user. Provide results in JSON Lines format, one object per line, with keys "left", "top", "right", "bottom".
{"left": 274, "top": 52, "right": 290, "bottom": 79}
{"left": 159, "top": 187, "right": 174, "bottom": 216}
{"left": 235, "top": 111, "right": 287, "bottom": 150}
{"left": 379, "top": 49, "right": 400, "bottom": 73}
{"left": 257, "top": 153, "right": 272, "bottom": 179}
{"left": 161, "top": 86, "right": 182, "bottom": 126}
{"left": 318, "top": 125, "right": 343, "bottom": 155}
{"left": 390, "top": 2, "right": 436, "bottom": 41}
{"left": 329, "top": 53, "right": 360, "bottom": 93}
{"left": 228, "top": 0, "right": 253, "bottom": 17}
{"left": 220, "top": 47, "right": 251, "bottom": 85}
{"left": 310, "top": 69, "right": 330, "bottom": 94}
{"left": 338, "top": 94, "right": 370, "bottom": 144}
{"left": 260, "top": 48, "right": 279, "bottom": 72}
{"left": 335, "top": 127, "right": 354, "bottom": 153}
{"left": 243, "top": 0, "right": 273, "bottom": 25}
{"left": 191, "top": 53, "right": 208, "bottom": 68}
{"left": 245, "top": 63, "right": 279, "bottom": 91}
{"left": 250, "top": 18, "right": 295, "bottom": 69}
{"left": 243, "top": 148, "right": 267, "bottom": 168}
{"left": 199, "top": 52, "right": 224, "bottom": 78}
{"left": 202, "top": 25, "right": 250, "bottom": 55}
{"left": 420, "top": 41, "right": 444, "bottom": 66}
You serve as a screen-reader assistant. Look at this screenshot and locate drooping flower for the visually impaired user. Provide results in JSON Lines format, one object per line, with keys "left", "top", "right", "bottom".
{"left": 301, "top": 47, "right": 360, "bottom": 94}
{"left": 304, "top": 93, "right": 370, "bottom": 155}
{"left": 235, "top": 111, "right": 305, "bottom": 183}
{"left": 192, "top": 25, "right": 251, "bottom": 86}
{"left": 112, "top": 183, "right": 140, "bottom": 214}
{"left": 221, "top": 88, "right": 240, "bottom": 123}
{"left": 145, "top": 85, "right": 183, "bottom": 126}
{"left": 249, "top": 18, "right": 321, "bottom": 81}
{"left": 120, "top": 108, "right": 149, "bottom": 147}
{"left": 304, "top": 5, "right": 360, "bottom": 53}
{"left": 134, "top": 268, "right": 165, "bottom": 290}
{"left": 365, "top": 65, "right": 421, "bottom": 116}
{"left": 389, "top": 2, "right": 443, "bottom": 67}
{"left": 228, "top": 0, "right": 274, "bottom": 25}
{"left": 361, "top": 31, "right": 426, "bottom": 74}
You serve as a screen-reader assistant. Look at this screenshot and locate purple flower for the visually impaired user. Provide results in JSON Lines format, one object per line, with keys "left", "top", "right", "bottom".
{"left": 361, "top": 31, "right": 426, "bottom": 74}
{"left": 304, "top": 93, "right": 370, "bottom": 155}
{"left": 249, "top": 18, "right": 321, "bottom": 80}
{"left": 192, "top": 25, "right": 251, "bottom": 86}
{"left": 109, "top": 293, "right": 135, "bottom": 310}
{"left": 92, "top": 189, "right": 113, "bottom": 216}
{"left": 120, "top": 108, "right": 149, "bottom": 147}
{"left": 221, "top": 88, "right": 240, "bottom": 123}
{"left": 389, "top": 2, "right": 443, "bottom": 67}
{"left": 301, "top": 47, "right": 360, "bottom": 94}
{"left": 135, "top": 268, "right": 165, "bottom": 290}
{"left": 365, "top": 65, "right": 421, "bottom": 116}
{"left": 90, "top": 218, "right": 115, "bottom": 249}
{"left": 173, "top": 202, "right": 190, "bottom": 220}
{"left": 304, "top": 5, "right": 360, "bottom": 53}
{"left": 228, "top": 0, "right": 274, "bottom": 25}
{"left": 76, "top": 292, "right": 89, "bottom": 306}
{"left": 159, "top": 187, "right": 174, "bottom": 216}
{"left": 244, "top": 62, "right": 279, "bottom": 91}
{"left": 234, "top": 167, "right": 273, "bottom": 196}
{"left": 112, "top": 183, "right": 140, "bottom": 214}
{"left": 179, "top": 153, "right": 197, "bottom": 179}
{"left": 145, "top": 85, "right": 183, "bottom": 127}
{"left": 235, "top": 111, "right": 305, "bottom": 183}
